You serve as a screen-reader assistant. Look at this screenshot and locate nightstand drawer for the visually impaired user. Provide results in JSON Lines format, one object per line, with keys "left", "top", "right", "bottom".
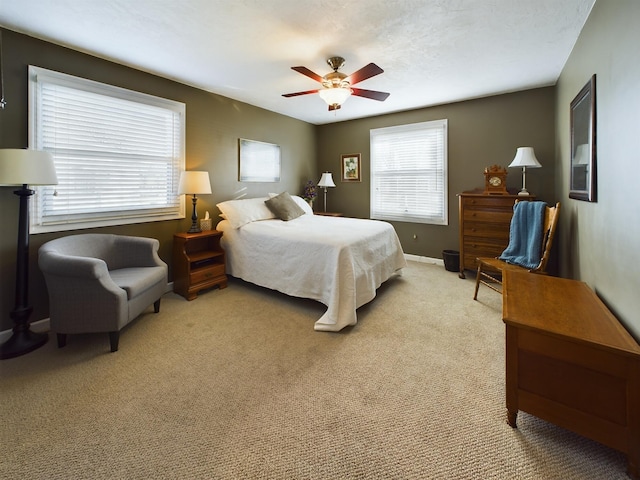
{"left": 190, "top": 264, "right": 225, "bottom": 285}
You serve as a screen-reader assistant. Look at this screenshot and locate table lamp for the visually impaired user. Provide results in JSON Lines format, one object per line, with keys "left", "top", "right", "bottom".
{"left": 178, "top": 171, "right": 212, "bottom": 233}
{"left": 317, "top": 172, "right": 336, "bottom": 212}
{"left": 508, "top": 147, "right": 541, "bottom": 196}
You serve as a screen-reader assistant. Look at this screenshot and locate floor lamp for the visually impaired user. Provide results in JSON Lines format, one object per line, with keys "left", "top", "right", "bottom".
{"left": 0, "top": 149, "right": 58, "bottom": 360}
{"left": 317, "top": 172, "right": 336, "bottom": 213}
{"left": 178, "top": 170, "right": 212, "bottom": 233}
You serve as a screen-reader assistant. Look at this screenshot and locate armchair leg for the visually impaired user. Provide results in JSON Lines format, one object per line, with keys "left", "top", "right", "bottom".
{"left": 56, "top": 333, "right": 67, "bottom": 348}
{"left": 154, "top": 298, "right": 161, "bottom": 313}
{"left": 109, "top": 331, "right": 119, "bottom": 352}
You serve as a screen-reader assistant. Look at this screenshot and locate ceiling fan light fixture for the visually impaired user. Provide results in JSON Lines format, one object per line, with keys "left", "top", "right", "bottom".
{"left": 318, "top": 87, "right": 352, "bottom": 108}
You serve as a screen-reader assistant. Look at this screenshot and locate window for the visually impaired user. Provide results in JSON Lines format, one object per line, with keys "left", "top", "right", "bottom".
{"left": 29, "top": 66, "right": 185, "bottom": 233}
{"left": 370, "top": 119, "right": 448, "bottom": 225}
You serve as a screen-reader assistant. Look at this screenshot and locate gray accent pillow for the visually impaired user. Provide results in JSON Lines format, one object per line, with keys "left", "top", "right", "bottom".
{"left": 264, "top": 192, "right": 305, "bottom": 221}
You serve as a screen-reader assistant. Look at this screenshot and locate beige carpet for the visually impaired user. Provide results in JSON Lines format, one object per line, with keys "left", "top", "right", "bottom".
{"left": 0, "top": 261, "right": 629, "bottom": 479}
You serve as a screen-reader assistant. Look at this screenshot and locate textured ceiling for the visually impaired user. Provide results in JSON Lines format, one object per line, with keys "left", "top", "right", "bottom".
{"left": 0, "top": 0, "right": 595, "bottom": 125}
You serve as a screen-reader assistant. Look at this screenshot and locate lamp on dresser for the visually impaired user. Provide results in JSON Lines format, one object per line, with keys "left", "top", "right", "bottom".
{"left": 317, "top": 172, "right": 336, "bottom": 213}
{"left": 178, "top": 170, "right": 212, "bottom": 233}
{"left": 0, "top": 149, "right": 58, "bottom": 359}
{"left": 508, "top": 147, "right": 541, "bottom": 196}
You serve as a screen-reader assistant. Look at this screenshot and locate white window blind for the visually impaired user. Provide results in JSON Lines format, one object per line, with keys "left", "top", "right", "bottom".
{"left": 370, "top": 119, "right": 448, "bottom": 225}
{"left": 29, "top": 66, "right": 185, "bottom": 233}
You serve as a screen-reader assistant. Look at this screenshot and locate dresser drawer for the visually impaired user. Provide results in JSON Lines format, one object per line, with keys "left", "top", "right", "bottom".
{"left": 464, "top": 223, "right": 510, "bottom": 239}
{"left": 463, "top": 208, "right": 514, "bottom": 223}
{"left": 190, "top": 264, "right": 225, "bottom": 285}
{"left": 462, "top": 196, "right": 515, "bottom": 208}
{"left": 464, "top": 242, "right": 506, "bottom": 258}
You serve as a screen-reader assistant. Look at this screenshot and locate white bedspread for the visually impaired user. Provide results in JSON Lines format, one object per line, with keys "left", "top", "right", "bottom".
{"left": 216, "top": 215, "right": 406, "bottom": 331}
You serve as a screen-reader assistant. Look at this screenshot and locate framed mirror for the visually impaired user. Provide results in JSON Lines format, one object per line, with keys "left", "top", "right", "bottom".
{"left": 569, "top": 75, "right": 597, "bottom": 202}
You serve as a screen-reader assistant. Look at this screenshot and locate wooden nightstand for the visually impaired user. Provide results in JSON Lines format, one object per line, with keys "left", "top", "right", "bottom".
{"left": 173, "top": 230, "right": 227, "bottom": 300}
{"left": 314, "top": 212, "right": 343, "bottom": 217}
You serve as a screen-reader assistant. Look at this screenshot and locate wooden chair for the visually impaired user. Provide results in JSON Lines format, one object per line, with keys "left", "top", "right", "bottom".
{"left": 473, "top": 202, "right": 560, "bottom": 300}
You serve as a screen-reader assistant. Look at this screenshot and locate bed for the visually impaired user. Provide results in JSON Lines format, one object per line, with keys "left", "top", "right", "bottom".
{"left": 216, "top": 193, "right": 406, "bottom": 331}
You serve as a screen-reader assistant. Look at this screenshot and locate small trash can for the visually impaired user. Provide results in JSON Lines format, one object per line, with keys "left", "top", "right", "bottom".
{"left": 442, "top": 250, "right": 460, "bottom": 272}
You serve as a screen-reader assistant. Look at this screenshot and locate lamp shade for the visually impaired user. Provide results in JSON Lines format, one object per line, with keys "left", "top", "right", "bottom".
{"left": 317, "top": 172, "right": 336, "bottom": 188}
{"left": 318, "top": 87, "right": 352, "bottom": 107}
{"left": 0, "top": 149, "right": 58, "bottom": 186}
{"left": 508, "top": 147, "right": 542, "bottom": 169}
{"left": 177, "top": 171, "right": 212, "bottom": 195}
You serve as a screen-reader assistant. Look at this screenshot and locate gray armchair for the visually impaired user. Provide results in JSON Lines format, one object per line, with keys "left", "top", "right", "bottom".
{"left": 38, "top": 234, "right": 168, "bottom": 352}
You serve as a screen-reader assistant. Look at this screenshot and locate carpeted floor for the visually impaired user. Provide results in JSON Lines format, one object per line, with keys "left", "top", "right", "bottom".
{"left": 0, "top": 261, "right": 629, "bottom": 479}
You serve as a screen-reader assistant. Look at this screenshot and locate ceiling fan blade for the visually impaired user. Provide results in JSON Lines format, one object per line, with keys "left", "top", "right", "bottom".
{"left": 351, "top": 88, "right": 390, "bottom": 102}
{"left": 347, "top": 63, "right": 384, "bottom": 85}
{"left": 291, "top": 66, "right": 323, "bottom": 83}
{"left": 328, "top": 103, "right": 341, "bottom": 111}
{"left": 282, "top": 89, "right": 320, "bottom": 98}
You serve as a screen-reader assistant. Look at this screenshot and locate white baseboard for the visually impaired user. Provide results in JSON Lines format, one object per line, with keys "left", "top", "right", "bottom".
{"left": 0, "top": 282, "right": 175, "bottom": 343}
{"left": 405, "top": 253, "right": 444, "bottom": 266}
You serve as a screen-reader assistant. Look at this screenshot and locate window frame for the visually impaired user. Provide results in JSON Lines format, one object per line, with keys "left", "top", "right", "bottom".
{"left": 370, "top": 119, "right": 448, "bottom": 225}
{"left": 28, "top": 66, "right": 186, "bottom": 234}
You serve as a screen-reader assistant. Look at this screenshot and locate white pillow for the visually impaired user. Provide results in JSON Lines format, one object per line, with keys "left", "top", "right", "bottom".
{"left": 216, "top": 197, "right": 276, "bottom": 229}
{"left": 292, "top": 195, "right": 314, "bottom": 215}
{"left": 269, "top": 192, "right": 313, "bottom": 216}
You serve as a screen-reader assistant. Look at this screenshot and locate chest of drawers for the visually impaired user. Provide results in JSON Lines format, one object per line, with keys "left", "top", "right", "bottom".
{"left": 458, "top": 192, "right": 533, "bottom": 278}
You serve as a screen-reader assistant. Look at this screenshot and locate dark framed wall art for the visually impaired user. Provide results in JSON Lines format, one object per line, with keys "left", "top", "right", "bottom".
{"left": 569, "top": 75, "right": 597, "bottom": 202}
{"left": 341, "top": 153, "right": 361, "bottom": 182}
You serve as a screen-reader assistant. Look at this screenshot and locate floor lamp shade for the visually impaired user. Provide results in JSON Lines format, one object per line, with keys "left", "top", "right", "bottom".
{"left": 0, "top": 149, "right": 58, "bottom": 186}
{"left": 0, "top": 149, "right": 58, "bottom": 359}
{"left": 508, "top": 147, "right": 541, "bottom": 196}
{"left": 178, "top": 171, "right": 212, "bottom": 233}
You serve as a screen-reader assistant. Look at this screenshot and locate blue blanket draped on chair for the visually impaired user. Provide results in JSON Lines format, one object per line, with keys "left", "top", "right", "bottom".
{"left": 498, "top": 201, "right": 547, "bottom": 269}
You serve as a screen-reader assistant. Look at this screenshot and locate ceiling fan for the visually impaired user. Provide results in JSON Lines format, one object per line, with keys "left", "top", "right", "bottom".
{"left": 282, "top": 56, "right": 390, "bottom": 111}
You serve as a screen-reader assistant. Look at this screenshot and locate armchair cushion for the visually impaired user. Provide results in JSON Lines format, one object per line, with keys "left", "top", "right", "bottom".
{"left": 109, "top": 266, "right": 168, "bottom": 299}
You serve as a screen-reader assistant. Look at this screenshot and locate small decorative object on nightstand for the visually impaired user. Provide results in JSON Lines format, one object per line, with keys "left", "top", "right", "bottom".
{"left": 483, "top": 165, "right": 508, "bottom": 195}
{"left": 173, "top": 230, "right": 227, "bottom": 300}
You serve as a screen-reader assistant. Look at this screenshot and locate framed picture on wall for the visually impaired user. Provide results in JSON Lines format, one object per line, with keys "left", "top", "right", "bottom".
{"left": 341, "top": 153, "right": 361, "bottom": 182}
{"left": 569, "top": 75, "right": 597, "bottom": 202}
{"left": 238, "top": 138, "right": 281, "bottom": 182}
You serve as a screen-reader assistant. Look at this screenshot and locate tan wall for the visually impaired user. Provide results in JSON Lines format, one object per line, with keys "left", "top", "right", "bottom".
{"left": 554, "top": 0, "right": 640, "bottom": 339}
{"left": 0, "top": 29, "right": 316, "bottom": 331}
{"left": 316, "top": 88, "right": 556, "bottom": 260}
{"left": 0, "top": 29, "right": 558, "bottom": 331}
